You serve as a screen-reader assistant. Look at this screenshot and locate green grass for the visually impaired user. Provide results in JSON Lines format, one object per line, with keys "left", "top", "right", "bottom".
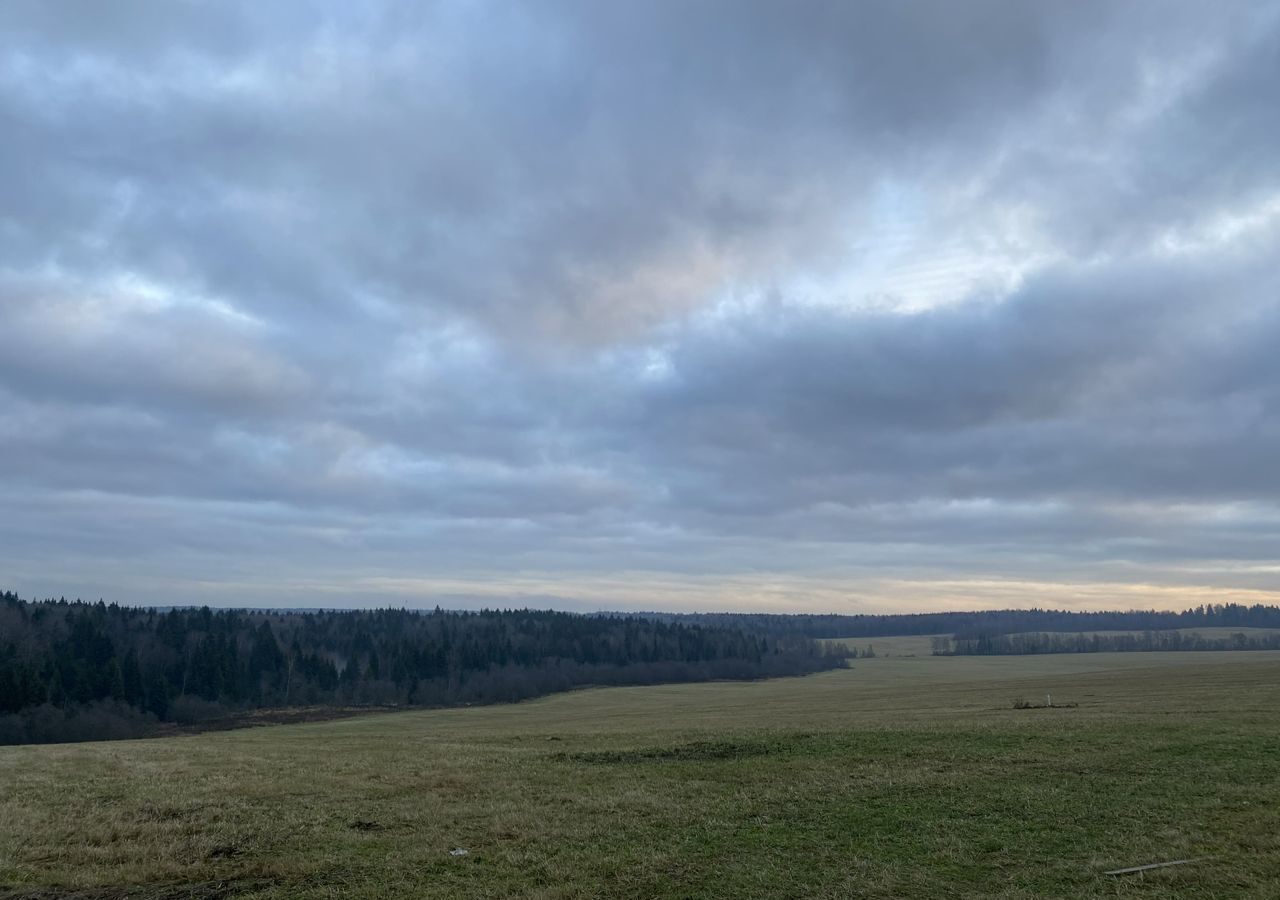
{"left": 2, "top": 650, "right": 1279, "bottom": 898}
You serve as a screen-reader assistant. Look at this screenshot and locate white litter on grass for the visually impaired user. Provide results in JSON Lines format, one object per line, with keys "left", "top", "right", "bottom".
{"left": 450, "top": 848, "right": 469, "bottom": 857}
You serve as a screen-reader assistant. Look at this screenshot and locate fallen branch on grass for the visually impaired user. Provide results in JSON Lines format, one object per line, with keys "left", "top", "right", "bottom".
{"left": 1103, "top": 858, "right": 1207, "bottom": 876}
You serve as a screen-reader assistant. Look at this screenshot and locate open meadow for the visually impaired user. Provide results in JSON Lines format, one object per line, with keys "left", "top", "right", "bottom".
{"left": 3, "top": 648, "right": 1279, "bottom": 898}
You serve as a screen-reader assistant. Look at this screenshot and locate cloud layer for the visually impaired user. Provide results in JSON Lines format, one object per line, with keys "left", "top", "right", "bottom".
{"left": 3, "top": 1, "right": 1279, "bottom": 611}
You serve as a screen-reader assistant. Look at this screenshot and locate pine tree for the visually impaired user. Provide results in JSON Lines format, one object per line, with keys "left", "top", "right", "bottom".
{"left": 121, "top": 649, "right": 144, "bottom": 706}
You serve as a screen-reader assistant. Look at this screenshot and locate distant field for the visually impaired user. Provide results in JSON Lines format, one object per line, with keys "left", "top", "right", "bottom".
{"left": 827, "top": 633, "right": 945, "bottom": 656}
{"left": 1008, "top": 626, "right": 1280, "bottom": 641}
{"left": 2, "top": 649, "right": 1279, "bottom": 898}
{"left": 828, "top": 627, "right": 1280, "bottom": 659}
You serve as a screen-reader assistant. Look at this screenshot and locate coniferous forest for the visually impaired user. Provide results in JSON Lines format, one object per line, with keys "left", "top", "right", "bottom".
{"left": 0, "top": 591, "right": 841, "bottom": 745}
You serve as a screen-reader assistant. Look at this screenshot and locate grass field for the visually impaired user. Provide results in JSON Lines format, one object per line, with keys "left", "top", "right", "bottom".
{"left": 2, "top": 649, "right": 1279, "bottom": 898}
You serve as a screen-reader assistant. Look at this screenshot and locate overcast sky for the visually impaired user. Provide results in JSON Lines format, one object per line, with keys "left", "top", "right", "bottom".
{"left": 3, "top": 1, "right": 1279, "bottom": 612}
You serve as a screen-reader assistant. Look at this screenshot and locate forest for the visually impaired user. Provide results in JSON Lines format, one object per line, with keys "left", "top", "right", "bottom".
{"left": 641, "top": 604, "right": 1280, "bottom": 638}
{"left": 0, "top": 591, "right": 840, "bottom": 745}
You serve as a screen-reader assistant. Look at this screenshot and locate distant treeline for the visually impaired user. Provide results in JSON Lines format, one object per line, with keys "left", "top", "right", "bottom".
{"left": 936, "top": 629, "right": 1280, "bottom": 656}
{"left": 0, "top": 591, "right": 840, "bottom": 745}
{"left": 632, "top": 604, "right": 1280, "bottom": 639}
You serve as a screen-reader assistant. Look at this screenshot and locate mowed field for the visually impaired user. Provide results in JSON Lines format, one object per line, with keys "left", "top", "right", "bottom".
{"left": 2, "top": 649, "right": 1279, "bottom": 899}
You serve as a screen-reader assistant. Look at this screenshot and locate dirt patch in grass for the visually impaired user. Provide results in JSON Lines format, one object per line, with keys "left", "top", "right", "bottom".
{"left": 562, "top": 733, "right": 820, "bottom": 764}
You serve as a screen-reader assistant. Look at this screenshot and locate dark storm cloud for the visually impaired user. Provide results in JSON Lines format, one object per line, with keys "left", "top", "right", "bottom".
{"left": 2, "top": 1, "right": 1278, "bottom": 609}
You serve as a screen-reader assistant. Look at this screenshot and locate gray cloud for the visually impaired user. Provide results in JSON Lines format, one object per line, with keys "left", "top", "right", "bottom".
{"left": 2, "top": 1, "right": 1279, "bottom": 610}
